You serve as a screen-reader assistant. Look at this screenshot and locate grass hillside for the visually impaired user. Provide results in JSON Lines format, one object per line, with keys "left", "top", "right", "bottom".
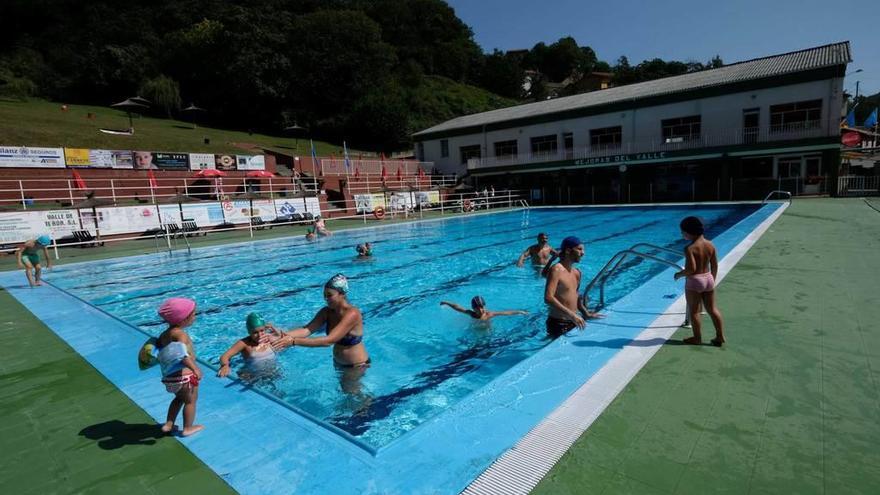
{"left": 408, "top": 76, "right": 518, "bottom": 133}
{"left": 0, "top": 98, "right": 348, "bottom": 156}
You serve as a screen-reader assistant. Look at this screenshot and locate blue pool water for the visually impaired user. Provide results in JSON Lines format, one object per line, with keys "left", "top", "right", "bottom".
{"left": 49, "top": 205, "right": 761, "bottom": 448}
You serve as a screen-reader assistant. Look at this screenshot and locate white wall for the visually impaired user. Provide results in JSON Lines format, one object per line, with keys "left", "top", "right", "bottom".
{"left": 420, "top": 77, "right": 844, "bottom": 175}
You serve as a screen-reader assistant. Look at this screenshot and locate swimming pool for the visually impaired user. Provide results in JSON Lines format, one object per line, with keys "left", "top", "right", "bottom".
{"left": 50, "top": 204, "right": 763, "bottom": 449}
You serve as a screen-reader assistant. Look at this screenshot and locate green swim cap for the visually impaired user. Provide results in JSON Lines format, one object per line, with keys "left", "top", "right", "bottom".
{"left": 246, "top": 312, "right": 266, "bottom": 332}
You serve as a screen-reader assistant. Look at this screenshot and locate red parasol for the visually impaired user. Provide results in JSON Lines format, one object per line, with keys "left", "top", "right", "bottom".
{"left": 194, "top": 169, "right": 227, "bottom": 178}
{"left": 71, "top": 169, "right": 88, "bottom": 190}
{"left": 246, "top": 170, "right": 275, "bottom": 178}
{"left": 147, "top": 169, "right": 158, "bottom": 188}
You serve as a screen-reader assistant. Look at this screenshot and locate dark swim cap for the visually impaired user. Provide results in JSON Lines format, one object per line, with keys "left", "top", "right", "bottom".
{"left": 560, "top": 236, "right": 582, "bottom": 251}
{"left": 680, "top": 216, "right": 704, "bottom": 236}
{"left": 471, "top": 296, "right": 486, "bottom": 308}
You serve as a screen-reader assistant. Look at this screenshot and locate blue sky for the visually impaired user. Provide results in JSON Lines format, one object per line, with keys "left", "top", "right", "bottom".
{"left": 445, "top": 0, "right": 879, "bottom": 96}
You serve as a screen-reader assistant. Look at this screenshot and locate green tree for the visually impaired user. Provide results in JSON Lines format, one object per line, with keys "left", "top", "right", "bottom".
{"left": 478, "top": 50, "right": 525, "bottom": 99}
{"left": 139, "top": 75, "right": 181, "bottom": 118}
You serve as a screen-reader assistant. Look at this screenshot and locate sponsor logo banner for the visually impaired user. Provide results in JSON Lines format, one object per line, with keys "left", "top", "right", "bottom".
{"left": 64, "top": 148, "right": 115, "bottom": 168}
{"left": 112, "top": 150, "right": 133, "bottom": 169}
{"left": 189, "top": 153, "right": 215, "bottom": 170}
{"left": 0, "top": 146, "right": 65, "bottom": 168}
{"left": 154, "top": 152, "right": 189, "bottom": 170}
{"left": 236, "top": 155, "right": 266, "bottom": 170}
{"left": 215, "top": 154, "right": 237, "bottom": 171}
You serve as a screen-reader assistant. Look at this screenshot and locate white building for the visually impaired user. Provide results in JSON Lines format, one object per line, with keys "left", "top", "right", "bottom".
{"left": 413, "top": 42, "right": 850, "bottom": 202}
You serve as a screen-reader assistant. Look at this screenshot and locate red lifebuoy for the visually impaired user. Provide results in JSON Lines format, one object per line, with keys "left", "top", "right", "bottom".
{"left": 373, "top": 207, "right": 386, "bottom": 219}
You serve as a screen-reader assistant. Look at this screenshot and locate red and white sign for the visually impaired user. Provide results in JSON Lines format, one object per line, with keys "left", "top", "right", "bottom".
{"left": 842, "top": 132, "right": 862, "bottom": 147}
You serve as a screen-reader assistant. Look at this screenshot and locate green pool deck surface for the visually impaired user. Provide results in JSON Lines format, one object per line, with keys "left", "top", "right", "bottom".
{"left": 1, "top": 198, "right": 878, "bottom": 494}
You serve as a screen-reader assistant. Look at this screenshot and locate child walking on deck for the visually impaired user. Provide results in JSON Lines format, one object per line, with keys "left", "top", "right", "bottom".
{"left": 674, "top": 217, "right": 725, "bottom": 346}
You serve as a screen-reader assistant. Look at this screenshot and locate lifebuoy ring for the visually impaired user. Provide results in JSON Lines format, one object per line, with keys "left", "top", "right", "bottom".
{"left": 373, "top": 207, "right": 386, "bottom": 219}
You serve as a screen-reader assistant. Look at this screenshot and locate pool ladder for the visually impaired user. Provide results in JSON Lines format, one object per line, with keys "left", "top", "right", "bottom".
{"left": 762, "top": 190, "right": 792, "bottom": 204}
{"left": 583, "top": 242, "right": 685, "bottom": 315}
{"left": 153, "top": 224, "right": 192, "bottom": 256}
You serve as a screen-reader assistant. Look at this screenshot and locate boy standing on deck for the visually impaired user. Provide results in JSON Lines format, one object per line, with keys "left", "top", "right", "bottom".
{"left": 16, "top": 235, "right": 52, "bottom": 287}
{"left": 543, "top": 236, "right": 602, "bottom": 338}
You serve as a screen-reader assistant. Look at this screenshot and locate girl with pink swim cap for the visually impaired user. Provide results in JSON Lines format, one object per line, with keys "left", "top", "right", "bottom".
{"left": 155, "top": 297, "right": 204, "bottom": 436}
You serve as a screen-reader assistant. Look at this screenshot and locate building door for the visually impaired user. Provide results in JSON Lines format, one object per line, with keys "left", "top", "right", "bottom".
{"left": 743, "top": 108, "right": 759, "bottom": 144}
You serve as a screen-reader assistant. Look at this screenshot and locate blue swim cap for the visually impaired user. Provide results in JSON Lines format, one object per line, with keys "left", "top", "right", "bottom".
{"left": 560, "top": 236, "right": 582, "bottom": 251}
{"left": 36, "top": 235, "right": 51, "bottom": 246}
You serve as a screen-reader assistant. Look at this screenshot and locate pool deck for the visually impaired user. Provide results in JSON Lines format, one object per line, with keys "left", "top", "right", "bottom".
{"left": 1, "top": 198, "right": 878, "bottom": 494}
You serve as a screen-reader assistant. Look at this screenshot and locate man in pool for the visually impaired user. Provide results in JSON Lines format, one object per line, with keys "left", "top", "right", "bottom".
{"left": 16, "top": 235, "right": 52, "bottom": 287}
{"left": 516, "top": 232, "right": 557, "bottom": 267}
{"left": 543, "top": 236, "right": 602, "bottom": 338}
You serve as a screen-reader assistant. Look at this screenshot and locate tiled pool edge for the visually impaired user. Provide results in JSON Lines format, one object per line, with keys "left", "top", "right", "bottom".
{"left": 0, "top": 203, "right": 782, "bottom": 495}
{"left": 461, "top": 201, "right": 789, "bottom": 495}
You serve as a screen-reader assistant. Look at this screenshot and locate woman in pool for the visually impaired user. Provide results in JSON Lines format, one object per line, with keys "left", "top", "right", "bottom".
{"left": 273, "top": 274, "right": 368, "bottom": 391}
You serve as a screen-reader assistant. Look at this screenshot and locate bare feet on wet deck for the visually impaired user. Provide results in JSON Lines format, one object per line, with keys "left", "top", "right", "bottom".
{"left": 182, "top": 425, "right": 205, "bottom": 437}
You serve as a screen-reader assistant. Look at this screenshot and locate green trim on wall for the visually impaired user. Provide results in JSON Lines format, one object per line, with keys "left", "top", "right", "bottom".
{"left": 414, "top": 67, "right": 845, "bottom": 141}
{"left": 468, "top": 136, "right": 840, "bottom": 176}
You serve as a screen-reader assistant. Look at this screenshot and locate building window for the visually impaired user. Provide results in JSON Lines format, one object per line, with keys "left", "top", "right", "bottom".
{"left": 417, "top": 142, "right": 425, "bottom": 161}
{"left": 662, "top": 116, "right": 701, "bottom": 142}
{"left": 440, "top": 139, "right": 449, "bottom": 158}
{"left": 777, "top": 156, "right": 802, "bottom": 178}
{"left": 530, "top": 134, "right": 558, "bottom": 156}
{"left": 460, "top": 144, "right": 481, "bottom": 165}
{"left": 590, "top": 126, "right": 622, "bottom": 150}
{"left": 494, "top": 140, "right": 518, "bottom": 158}
{"left": 563, "top": 132, "right": 573, "bottom": 157}
{"left": 770, "top": 99, "right": 821, "bottom": 133}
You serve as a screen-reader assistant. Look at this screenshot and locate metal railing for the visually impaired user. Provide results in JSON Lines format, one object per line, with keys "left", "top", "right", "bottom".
{"left": 467, "top": 124, "right": 830, "bottom": 170}
{"left": 837, "top": 175, "right": 880, "bottom": 196}
{"left": 762, "top": 190, "right": 792, "bottom": 203}
{"left": 0, "top": 175, "right": 321, "bottom": 209}
{"left": 319, "top": 158, "right": 434, "bottom": 176}
{"left": 583, "top": 243, "right": 684, "bottom": 312}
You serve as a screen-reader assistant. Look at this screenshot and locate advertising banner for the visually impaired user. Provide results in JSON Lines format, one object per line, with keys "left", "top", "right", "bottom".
{"left": 236, "top": 155, "right": 266, "bottom": 171}
{"left": 189, "top": 153, "right": 215, "bottom": 170}
{"left": 0, "top": 146, "right": 65, "bottom": 168}
{"left": 215, "top": 154, "right": 237, "bottom": 171}
{"left": 223, "top": 199, "right": 276, "bottom": 223}
{"left": 275, "top": 197, "right": 321, "bottom": 217}
{"left": 0, "top": 211, "right": 45, "bottom": 243}
{"left": 354, "top": 193, "right": 387, "bottom": 213}
{"left": 64, "top": 148, "right": 115, "bottom": 168}
{"left": 154, "top": 152, "right": 189, "bottom": 170}
{"left": 43, "top": 209, "right": 81, "bottom": 237}
{"left": 112, "top": 150, "right": 133, "bottom": 169}
{"left": 132, "top": 151, "right": 157, "bottom": 170}
{"left": 97, "top": 206, "right": 161, "bottom": 235}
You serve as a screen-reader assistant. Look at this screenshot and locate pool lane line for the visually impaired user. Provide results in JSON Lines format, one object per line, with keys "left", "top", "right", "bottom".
{"left": 461, "top": 202, "right": 788, "bottom": 495}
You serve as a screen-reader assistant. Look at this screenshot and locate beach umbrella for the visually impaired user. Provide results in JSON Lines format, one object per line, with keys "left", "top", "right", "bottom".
{"left": 71, "top": 169, "right": 88, "bottom": 190}
{"left": 160, "top": 189, "right": 202, "bottom": 223}
{"left": 194, "top": 169, "right": 227, "bottom": 178}
{"left": 246, "top": 170, "right": 275, "bottom": 178}
{"left": 130, "top": 96, "right": 152, "bottom": 106}
{"left": 181, "top": 103, "right": 206, "bottom": 129}
{"left": 110, "top": 97, "right": 149, "bottom": 131}
{"left": 72, "top": 191, "right": 115, "bottom": 240}
{"left": 283, "top": 123, "right": 307, "bottom": 150}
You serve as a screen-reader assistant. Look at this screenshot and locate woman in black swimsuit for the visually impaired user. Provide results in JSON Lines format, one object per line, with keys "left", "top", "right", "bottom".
{"left": 273, "top": 274, "right": 369, "bottom": 392}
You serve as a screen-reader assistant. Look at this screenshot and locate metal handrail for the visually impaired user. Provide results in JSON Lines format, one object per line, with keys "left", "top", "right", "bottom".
{"left": 762, "top": 190, "right": 792, "bottom": 204}
{"left": 583, "top": 243, "right": 684, "bottom": 311}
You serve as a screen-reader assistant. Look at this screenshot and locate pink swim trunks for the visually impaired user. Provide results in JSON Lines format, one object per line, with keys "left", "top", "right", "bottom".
{"left": 685, "top": 272, "right": 716, "bottom": 293}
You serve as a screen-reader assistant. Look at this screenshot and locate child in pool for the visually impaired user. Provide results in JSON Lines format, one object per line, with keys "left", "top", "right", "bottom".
{"left": 674, "top": 216, "right": 725, "bottom": 346}
{"left": 440, "top": 296, "right": 528, "bottom": 321}
{"left": 217, "top": 313, "right": 282, "bottom": 377}
{"left": 156, "top": 298, "right": 204, "bottom": 436}
{"left": 355, "top": 242, "right": 373, "bottom": 258}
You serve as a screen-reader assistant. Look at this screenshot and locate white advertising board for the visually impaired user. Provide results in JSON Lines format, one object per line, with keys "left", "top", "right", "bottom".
{"left": 0, "top": 146, "right": 65, "bottom": 168}
{"left": 235, "top": 155, "right": 266, "bottom": 170}
{"left": 189, "top": 153, "right": 215, "bottom": 170}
